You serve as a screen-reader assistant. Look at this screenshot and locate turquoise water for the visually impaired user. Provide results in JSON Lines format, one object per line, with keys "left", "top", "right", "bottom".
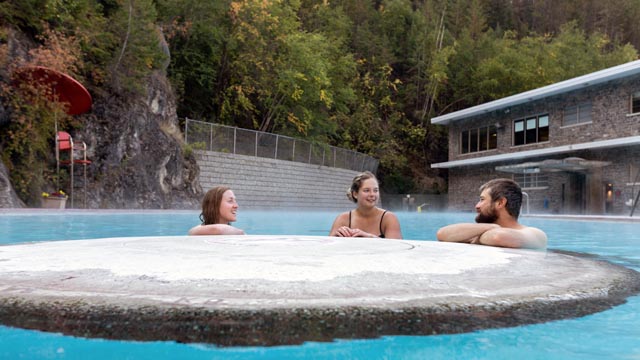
{"left": 1, "top": 211, "right": 639, "bottom": 359}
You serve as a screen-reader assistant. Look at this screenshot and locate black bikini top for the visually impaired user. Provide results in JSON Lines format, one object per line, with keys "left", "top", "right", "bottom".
{"left": 348, "top": 210, "right": 387, "bottom": 238}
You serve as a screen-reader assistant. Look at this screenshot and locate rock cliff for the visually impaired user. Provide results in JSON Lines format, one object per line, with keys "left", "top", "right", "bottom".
{"left": 0, "top": 29, "right": 202, "bottom": 209}
{"left": 0, "top": 161, "right": 24, "bottom": 208}
{"left": 77, "top": 71, "right": 201, "bottom": 209}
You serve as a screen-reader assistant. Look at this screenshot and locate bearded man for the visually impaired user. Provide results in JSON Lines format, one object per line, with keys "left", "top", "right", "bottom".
{"left": 436, "top": 178, "right": 547, "bottom": 249}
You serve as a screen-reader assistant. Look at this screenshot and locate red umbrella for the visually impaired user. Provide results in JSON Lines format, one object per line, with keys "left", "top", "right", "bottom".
{"left": 12, "top": 66, "right": 92, "bottom": 116}
{"left": 12, "top": 66, "right": 93, "bottom": 207}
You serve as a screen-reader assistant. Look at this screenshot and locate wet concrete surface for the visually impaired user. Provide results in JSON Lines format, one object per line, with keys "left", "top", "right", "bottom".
{"left": 0, "top": 235, "right": 639, "bottom": 346}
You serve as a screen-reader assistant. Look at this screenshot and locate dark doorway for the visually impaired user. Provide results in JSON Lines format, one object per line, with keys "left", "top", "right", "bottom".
{"left": 564, "top": 173, "right": 586, "bottom": 214}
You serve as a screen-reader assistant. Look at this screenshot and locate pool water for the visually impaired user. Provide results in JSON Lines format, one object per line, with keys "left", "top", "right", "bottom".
{"left": 1, "top": 211, "right": 639, "bottom": 359}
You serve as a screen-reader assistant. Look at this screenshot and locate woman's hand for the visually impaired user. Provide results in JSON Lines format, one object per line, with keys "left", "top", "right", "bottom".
{"left": 335, "top": 227, "right": 376, "bottom": 238}
{"left": 350, "top": 228, "right": 375, "bottom": 237}
{"left": 334, "top": 226, "right": 356, "bottom": 237}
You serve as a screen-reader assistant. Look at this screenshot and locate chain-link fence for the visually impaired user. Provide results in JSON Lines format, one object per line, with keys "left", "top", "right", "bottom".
{"left": 184, "top": 118, "right": 379, "bottom": 173}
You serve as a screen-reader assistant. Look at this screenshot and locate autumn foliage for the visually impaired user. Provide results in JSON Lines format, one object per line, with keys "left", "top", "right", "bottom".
{"left": 1, "top": 0, "right": 640, "bottom": 204}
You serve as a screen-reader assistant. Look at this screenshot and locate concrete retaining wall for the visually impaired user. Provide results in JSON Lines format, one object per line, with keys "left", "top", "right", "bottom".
{"left": 195, "top": 150, "right": 359, "bottom": 211}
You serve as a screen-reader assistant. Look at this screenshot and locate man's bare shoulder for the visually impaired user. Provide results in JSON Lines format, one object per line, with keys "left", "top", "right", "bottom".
{"left": 481, "top": 225, "right": 547, "bottom": 249}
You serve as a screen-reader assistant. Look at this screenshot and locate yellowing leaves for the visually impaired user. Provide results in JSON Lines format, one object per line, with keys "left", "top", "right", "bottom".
{"left": 287, "top": 112, "right": 308, "bottom": 135}
{"left": 291, "top": 87, "right": 304, "bottom": 100}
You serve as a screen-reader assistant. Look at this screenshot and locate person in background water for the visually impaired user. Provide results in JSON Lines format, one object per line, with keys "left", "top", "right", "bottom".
{"left": 189, "top": 186, "right": 245, "bottom": 235}
{"left": 329, "top": 171, "right": 402, "bottom": 239}
{"left": 436, "top": 178, "right": 547, "bottom": 249}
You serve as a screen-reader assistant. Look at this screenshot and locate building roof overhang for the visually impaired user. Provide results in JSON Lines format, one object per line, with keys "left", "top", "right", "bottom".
{"left": 431, "top": 60, "right": 640, "bottom": 126}
{"left": 495, "top": 157, "right": 611, "bottom": 174}
{"left": 431, "top": 135, "right": 640, "bottom": 169}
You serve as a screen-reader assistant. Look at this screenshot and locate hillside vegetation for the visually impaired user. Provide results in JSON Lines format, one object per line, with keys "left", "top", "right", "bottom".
{"left": 1, "top": 0, "right": 639, "bottom": 205}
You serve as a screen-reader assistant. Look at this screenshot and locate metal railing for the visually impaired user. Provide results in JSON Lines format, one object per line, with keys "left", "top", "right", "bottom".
{"left": 184, "top": 118, "right": 379, "bottom": 173}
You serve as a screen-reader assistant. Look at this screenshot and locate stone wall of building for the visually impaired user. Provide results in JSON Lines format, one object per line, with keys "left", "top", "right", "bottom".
{"left": 443, "top": 72, "right": 640, "bottom": 215}
{"left": 194, "top": 150, "right": 360, "bottom": 211}
{"left": 446, "top": 146, "right": 640, "bottom": 215}
{"left": 448, "top": 166, "right": 567, "bottom": 215}
{"left": 586, "top": 146, "right": 640, "bottom": 215}
{"left": 447, "top": 75, "right": 640, "bottom": 163}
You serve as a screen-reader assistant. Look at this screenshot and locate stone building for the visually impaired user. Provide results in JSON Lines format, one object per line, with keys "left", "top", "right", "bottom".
{"left": 431, "top": 60, "right": 640, "bottom": 215}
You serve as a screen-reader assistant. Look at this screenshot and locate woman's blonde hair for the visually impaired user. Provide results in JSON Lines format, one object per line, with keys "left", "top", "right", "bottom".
{"left": 347, "top": 171, "right": 377, "bottom": 203}
{"left": 200, "top": 186, "right": 231, "bottom": 225}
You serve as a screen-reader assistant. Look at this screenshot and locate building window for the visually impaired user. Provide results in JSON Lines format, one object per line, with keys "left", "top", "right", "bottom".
{"left": 631, "top": 92, "right": 640, "bottom": 114}
{"left": 514, "top": 173, "right": 549, "bottom": 189}
{"left": 563, "top": 102, "right": 592, "bottom": 126}
{"left": 461, "top": 125, "right": 497, "bottom": 154}
{"left": 514, "top": 114, "right": 549, "bottom": 146}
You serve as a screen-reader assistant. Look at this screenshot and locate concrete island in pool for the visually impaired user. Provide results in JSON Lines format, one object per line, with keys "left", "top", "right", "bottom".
{"left": 0, "top": 235, "right": 639, "bottom": 346}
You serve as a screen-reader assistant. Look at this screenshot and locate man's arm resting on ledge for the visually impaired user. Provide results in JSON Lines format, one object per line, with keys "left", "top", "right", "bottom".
{"left": 436, "top": 223, "right": 500, "bottom": 243}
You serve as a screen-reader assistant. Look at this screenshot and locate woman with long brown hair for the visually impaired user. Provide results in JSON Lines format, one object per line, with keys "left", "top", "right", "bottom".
{"left": 188, "top": 186, "right": 245, "bottom": 235}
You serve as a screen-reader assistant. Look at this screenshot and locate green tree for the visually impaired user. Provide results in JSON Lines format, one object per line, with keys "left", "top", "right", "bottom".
{"left": 472, "top": 23, "right": 638, "bottom": 102}
{"left": 156, "top": 0, "right": 233, "bottom": 121}
{"left": 221, "top": 0, "right": 339, "bottom": 138}
{"left": 4, "top": 0, "right": 640, "bottom": 201}
{"left": 108, "top": 0, "right": 165, "bottom": 93}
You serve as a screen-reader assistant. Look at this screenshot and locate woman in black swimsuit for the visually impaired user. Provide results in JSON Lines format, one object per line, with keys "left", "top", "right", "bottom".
{"left": 329, "top": 171, "right": 402, "bottom": 239}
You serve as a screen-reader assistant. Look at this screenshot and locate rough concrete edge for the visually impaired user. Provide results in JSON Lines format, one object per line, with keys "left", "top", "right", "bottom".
{"left": 1, "top": 265, "right": 638, "bottom": 346}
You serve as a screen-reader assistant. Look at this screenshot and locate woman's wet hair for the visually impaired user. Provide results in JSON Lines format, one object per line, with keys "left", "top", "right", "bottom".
{"left": 200, "top": 186, "right": 231, "bottom": 225}
{"left": 480, "top": 178, "right": 523, "bottom": 219}
{"left": 347, "top": 171, "right": 377, "bottom": 203}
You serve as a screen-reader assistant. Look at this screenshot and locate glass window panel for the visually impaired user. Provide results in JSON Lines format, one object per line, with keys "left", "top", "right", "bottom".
{"left": 470, "top": 128, "right": 479, "bottom": 153}
{"left": 538, "top": 126, "right": 549, "bottom": 142}
{"left": 526, "top": 125, "right": 537, "bottom": 144}
{"left": 514, "top": 131, "right": 524, "bottom": 145}
{"left": 514, "top": 120, "right": 524, "bottom": 132}
{"left": 461, "top": 130, "right": 469, "bottom": 154}
{"left": 578, "top": 103, "right": 592, "bottom": 123}
{"left": 514, "top": 115, "right": 549, "bottom": 145}
{"left": 489, "top": 126, "right": 497, "bottom": 149}
{"left": 538, "top": 115, "right": 549, "bottom": 142}
{"left": 515, "top": 173, "right": 549, "bottom": 189}
{"left": 538, "top": 115, "right": 549, "bottom": 127}
{"left": 633, "top": 92, "right": 640, "bottom": 113}
{"left": 564, "top": 106, "right": 577, "bottom": 126}
{"left": 514, "top": 120, "right": 524, "bottom": 145}
{"left": 479, "top": 127, "right": 488, "bottom": 151}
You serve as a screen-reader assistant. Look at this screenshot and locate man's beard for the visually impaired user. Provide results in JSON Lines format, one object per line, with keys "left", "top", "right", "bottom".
{"left": 475, "top": 206, "right": 498, "bottom": 223}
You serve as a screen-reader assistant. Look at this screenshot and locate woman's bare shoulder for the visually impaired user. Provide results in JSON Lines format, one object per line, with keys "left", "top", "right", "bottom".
{"left": 380, "top": 209, "right": 399, "bottom": 222}
{"left": 189, "top": 224, "right": 245, "bottom": 235}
